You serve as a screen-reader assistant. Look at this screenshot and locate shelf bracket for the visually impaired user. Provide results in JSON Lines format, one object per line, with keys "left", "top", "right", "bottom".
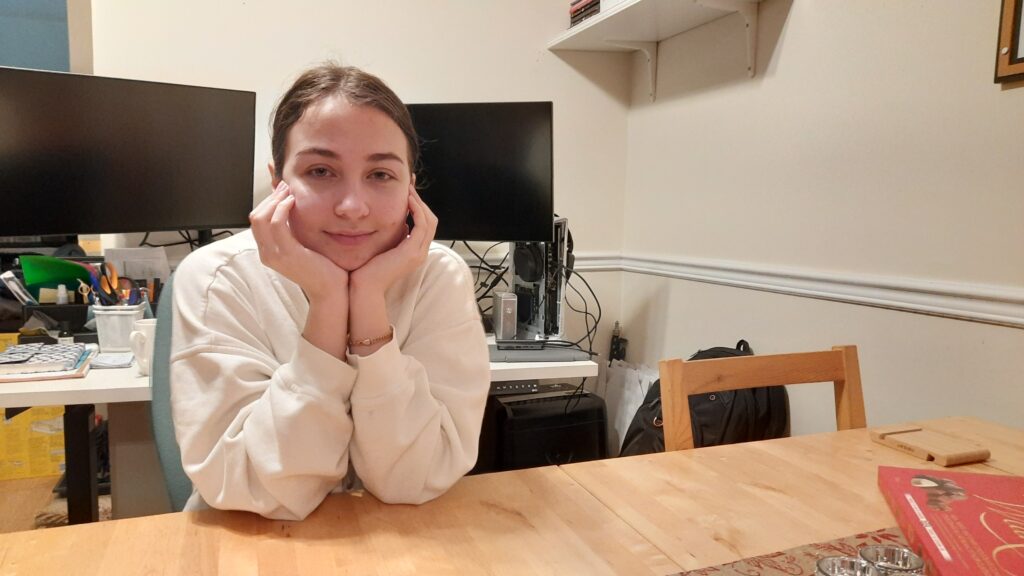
{"left": 606, "top": 40, "right": 658, "bottom": 102}
{"left": 694, "top": 0, "right": 759, "bottom": 77}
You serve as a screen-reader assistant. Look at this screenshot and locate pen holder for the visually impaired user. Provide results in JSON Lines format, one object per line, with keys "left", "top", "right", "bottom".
{"left": 93, "top": 303, "right": 146, "bottom": 352}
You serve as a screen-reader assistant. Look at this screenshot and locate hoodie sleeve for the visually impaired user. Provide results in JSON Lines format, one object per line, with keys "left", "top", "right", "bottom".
{"left": 170, "top": 251, "right": 356, "bottom": 520}
{"left": 345, "top": 251, "right": 490, "bottom": 504}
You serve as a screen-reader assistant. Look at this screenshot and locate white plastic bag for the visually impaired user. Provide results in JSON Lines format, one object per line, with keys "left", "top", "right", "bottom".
{"left": 596, "top": 360, "right": 660, "bottom": 456}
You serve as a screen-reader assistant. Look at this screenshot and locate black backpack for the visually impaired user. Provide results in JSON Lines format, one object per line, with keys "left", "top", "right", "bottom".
{"left": 619, "top": 340, "right": 790, "bottom": 456}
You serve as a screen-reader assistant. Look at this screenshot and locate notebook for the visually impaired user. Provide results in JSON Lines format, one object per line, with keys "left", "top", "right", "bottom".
{"left": 0, "top": 343, "right": 88, "bottom": 376}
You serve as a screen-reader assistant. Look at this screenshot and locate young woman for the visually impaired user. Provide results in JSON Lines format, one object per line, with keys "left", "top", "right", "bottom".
{"left": 170, "top": 64, "right": 490, "bottom": 520}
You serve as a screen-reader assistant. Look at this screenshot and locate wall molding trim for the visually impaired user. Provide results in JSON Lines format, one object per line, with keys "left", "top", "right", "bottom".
{"left": 574, "top": 252, "right": 1024, "bottom": 329}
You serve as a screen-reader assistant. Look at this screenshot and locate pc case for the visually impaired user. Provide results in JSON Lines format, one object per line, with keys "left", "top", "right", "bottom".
{"left": 509, "top": 217, "right": 568, "bottom": 340}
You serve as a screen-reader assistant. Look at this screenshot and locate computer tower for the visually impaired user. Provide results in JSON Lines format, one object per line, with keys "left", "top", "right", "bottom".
{"left": 509, "top": 217, "right": 568, "bottom": 340}
{"left": 472, "top": 389, "right": 607, "bottom": 473}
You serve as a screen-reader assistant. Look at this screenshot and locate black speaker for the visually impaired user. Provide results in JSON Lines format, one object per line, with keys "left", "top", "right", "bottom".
{"left": 472, "top": 391, "right": 607, "bottom": 473}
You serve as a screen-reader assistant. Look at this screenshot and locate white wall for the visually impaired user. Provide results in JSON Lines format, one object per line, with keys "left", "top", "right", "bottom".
{"left": 90, "top": 1, "right": 627, "bottom": 353}
{"left": 90, "top": 1, "right": 1023, "bottom": 435}
{"left": 610, "top": 1, "right": 1024, "bottom": 432}
{"left": 624, "top": 1, "right": 1024, "bottom": 285}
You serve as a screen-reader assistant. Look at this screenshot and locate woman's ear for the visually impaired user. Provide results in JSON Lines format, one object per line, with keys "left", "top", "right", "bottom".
{"left": 267, "top": 163, "right": 280, "bottom": 189}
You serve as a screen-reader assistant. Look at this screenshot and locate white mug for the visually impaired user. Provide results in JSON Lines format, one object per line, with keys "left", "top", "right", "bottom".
{"left": 129, "top": 319, "right": 158, "bottom": 376}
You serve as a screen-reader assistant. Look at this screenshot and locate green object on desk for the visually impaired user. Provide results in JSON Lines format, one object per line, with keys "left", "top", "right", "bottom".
{"left": 19, "top": 255, "right": 91, "bottom": 296}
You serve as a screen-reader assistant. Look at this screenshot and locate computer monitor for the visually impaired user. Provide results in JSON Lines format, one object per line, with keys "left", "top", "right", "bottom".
{"left": 407, "top": 102, "right": 553, "bottom": 243}
{"left": 0, "top": 66, "right": 256, "bottom": 238}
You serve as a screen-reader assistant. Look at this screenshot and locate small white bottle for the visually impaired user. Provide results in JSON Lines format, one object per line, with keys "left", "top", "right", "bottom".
{"left": 56, "top": 284, "right": 69, "bottom": 305}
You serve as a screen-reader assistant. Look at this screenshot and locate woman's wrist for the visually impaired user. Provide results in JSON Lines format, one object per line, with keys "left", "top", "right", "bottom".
{"left": 347, "top": 287, "right": 390, "bottom": 356}
{"left": 303, "top": 294, "right": 349, "bottom": 360}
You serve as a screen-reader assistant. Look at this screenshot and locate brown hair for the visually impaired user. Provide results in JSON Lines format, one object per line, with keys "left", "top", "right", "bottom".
{"left": 270, "top": 63, "right": 419, "bottom": 180}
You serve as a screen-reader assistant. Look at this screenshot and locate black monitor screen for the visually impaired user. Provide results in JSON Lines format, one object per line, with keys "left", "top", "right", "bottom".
{"left": 0, "top": 67, "right": 255, "bottom": 237}
{"left": 408, "top": 102, "right": 553, "bottom": 243}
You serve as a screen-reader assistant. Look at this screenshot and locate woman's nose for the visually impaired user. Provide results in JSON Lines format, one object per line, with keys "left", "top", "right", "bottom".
{"left": 333, "top": 185, "right": 370, "bottom": 219}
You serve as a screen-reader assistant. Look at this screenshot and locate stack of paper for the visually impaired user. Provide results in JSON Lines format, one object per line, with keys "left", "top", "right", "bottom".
{"left": 91, "top": 352, "right": 135, "bottom": 369}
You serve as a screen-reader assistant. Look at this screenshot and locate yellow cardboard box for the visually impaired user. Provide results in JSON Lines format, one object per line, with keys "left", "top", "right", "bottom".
{"left": 0, "top": 333, "right": 18, "bottom": 352}
{"left": 0, "top": 407, "right": 65, "bottom": 480}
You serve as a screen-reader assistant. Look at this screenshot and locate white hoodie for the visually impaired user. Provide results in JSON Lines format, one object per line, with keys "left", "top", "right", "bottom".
{"left": 170, "top": 230, "right": 489, "bottom": 520}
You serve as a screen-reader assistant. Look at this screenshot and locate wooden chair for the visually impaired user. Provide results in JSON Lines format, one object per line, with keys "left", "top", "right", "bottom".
{"left": 658, "top": 345, "right": 867, "bottom": 451}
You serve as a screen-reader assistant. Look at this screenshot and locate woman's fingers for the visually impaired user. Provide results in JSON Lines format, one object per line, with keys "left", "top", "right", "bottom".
{"left": 266, "top": 195, "right": 301, "bottom": 256}
{"left": 252, "top": 183, "right": 306, "bottom": 268}
{"left": 408, "top": 188, "right": 437, "bottom": 251}
{"left": 250, "top": 182, "right": 289, "bottom": 224}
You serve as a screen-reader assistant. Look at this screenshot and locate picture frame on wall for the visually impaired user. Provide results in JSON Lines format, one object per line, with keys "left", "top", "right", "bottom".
{"left": 996, "top": 0, "right": 1024, "bottom": 82}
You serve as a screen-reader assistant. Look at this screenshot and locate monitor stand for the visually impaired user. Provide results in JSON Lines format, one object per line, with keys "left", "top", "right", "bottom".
{"left": 196, "top": 229, "right": 215, "bottom": 246}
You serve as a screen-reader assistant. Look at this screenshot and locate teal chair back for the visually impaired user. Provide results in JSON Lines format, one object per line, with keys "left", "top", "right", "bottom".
{"left": 149, "top": 275, "right": 193, "bottom": 511}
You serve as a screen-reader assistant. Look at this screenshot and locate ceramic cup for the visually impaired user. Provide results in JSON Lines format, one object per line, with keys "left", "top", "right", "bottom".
{"left": 129, "top": 318, "right": 158, "bottom": 376}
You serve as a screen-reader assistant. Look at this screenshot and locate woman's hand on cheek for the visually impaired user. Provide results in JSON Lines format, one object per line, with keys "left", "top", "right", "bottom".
{"left": 250, "top": 182, "right": 349, "bottom": 303}
{"left": 349, "top": 187, "right": 437, "bottom": 297}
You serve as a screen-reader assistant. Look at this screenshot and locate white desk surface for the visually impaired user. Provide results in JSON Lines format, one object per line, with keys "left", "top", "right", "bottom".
{"left": 489, "top": 360, "right": 598, "bottom": 382}
{"left": 0, "top": 366, "right": 149, "bottom": 408}
{"left": 1, "top": 361, "right": 599, "bottom": 408}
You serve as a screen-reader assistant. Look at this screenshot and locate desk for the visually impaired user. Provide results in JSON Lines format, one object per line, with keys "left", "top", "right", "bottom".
{"left": 0, "top": 366, "right": 150, "bottom": 524}
{"left": 0, "top": 465, "right": 679, "bottom": 575}
{"left": 490, "top": 360, "right": 598, "bottom": 382}
{"left": 561, "top": 416, "right": 1024, "bottom": 572}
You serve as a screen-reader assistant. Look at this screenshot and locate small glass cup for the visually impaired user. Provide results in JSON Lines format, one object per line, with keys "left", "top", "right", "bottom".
{"left": 858, "top": 545, "right": 925, "bottom": 575}
{"left": 816, "top": 556, "right": 882, "bottom": 576}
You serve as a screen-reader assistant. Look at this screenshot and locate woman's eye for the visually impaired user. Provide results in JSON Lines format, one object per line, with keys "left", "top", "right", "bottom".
{"left": 369, "top": 171, "right": 394, "bottom": 182}
{"left": 307, "top": 166, "right": 333, "bottom": 178}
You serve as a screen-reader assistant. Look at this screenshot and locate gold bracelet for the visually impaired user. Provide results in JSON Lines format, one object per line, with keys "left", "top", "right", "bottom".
{"left": 348, "top": 326, "right": 394, "bottom": 348}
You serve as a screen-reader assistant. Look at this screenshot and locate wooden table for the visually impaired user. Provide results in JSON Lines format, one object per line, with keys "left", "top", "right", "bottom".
{"left": 0, "top": 465, "right": 678, "bottom": 575}
{"left": 561, "top": 416, "right": 1024, "bottom": 572}
{"left": 0, "top": 417, "right": 1017, "bottom": 575}
{"left": 0, "top": 359, "right": 598, "bottom": 523}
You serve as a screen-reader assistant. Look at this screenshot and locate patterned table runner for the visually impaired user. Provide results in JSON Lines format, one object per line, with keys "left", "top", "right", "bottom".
{"left": 676, "top": 527, "right": 907, "bottom": 575}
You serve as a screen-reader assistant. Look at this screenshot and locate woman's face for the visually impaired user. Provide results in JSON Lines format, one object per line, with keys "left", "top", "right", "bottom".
{"left": 273, "top": 95, "right": 412, "bottom": 272}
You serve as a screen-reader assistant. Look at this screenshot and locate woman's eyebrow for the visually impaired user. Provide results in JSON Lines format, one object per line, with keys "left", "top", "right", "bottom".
{"left": 295, "top": 147, "right": 338, "bottom": 159}
{"left": 367, "top": 152, "right": 405, "bottom": 165}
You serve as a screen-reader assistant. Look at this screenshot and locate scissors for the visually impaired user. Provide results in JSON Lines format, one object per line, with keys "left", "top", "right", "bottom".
{"left": 99, "top": 262, "right": 121, "bottom": 304}
{"left": 116, "top": 277, "right": 140, "bottom": 305}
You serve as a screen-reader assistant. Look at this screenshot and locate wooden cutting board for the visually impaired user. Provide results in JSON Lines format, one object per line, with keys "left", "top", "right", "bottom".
{"left": 870, "top": 424, "right": 991, "bottom": 466}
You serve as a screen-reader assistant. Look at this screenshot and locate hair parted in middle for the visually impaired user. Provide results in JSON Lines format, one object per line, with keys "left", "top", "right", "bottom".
{"left": 270, "top": 63, "right": 419, "bottom": 180}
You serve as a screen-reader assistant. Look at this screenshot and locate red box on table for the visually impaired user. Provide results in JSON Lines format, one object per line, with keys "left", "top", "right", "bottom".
{"left": 878, "top": 465, "right": 1024, "bottom": 575}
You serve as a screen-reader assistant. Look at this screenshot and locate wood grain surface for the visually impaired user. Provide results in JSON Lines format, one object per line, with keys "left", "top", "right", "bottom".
{"left": 0, "top": 417, "right": 1017, "bottom": 575}
{"left": 0, "top": 464, "right": 678, "bottom": 575}
{"left": 561, "top": 416, "right": 1023, "bottom": 572}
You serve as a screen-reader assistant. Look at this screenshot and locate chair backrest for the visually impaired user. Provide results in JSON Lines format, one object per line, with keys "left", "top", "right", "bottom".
{"left": 659, "top": 345, "right": 866, "bottom": 451}
{"left": 149, "top": 274, "right": 193, "bottom": 511}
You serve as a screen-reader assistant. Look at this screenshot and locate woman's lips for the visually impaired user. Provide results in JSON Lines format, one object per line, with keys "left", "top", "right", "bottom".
{"left": 327, "top": 230, "right": 375, "bottom": 246}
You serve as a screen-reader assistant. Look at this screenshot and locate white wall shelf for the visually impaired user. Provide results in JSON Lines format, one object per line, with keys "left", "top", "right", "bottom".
{"left": 547, "top": 0, "right": 761, "bottom": 101}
